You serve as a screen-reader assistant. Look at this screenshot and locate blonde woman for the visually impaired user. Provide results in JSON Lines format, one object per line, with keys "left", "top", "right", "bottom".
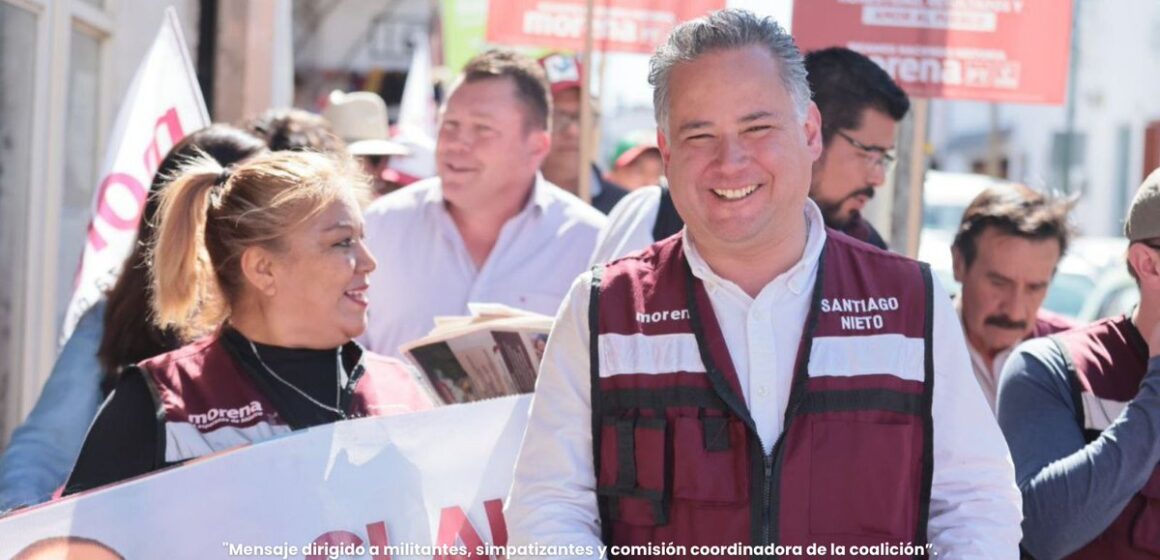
{"left": 64, "top": 151, "right": 433, "bottom": 494}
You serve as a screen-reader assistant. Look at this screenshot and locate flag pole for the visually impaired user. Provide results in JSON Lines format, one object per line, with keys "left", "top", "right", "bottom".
{"left": 577, "top": 0, "right": 597, "bottom": 204}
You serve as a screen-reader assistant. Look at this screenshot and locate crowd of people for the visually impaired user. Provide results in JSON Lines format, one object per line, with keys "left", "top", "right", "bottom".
{"left": 0, "top": 7, "right": 1158, "bottom": 559}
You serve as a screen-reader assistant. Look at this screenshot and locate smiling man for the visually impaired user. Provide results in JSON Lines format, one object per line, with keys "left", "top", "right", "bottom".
{"left": 360, "top": 50, "right": 605, "bottom": 358}
{"left": 507, "top": 9, "right": 1020, "bottom": 558}
{"left": 588, "top": 46, "right": 909, "bottom": 265}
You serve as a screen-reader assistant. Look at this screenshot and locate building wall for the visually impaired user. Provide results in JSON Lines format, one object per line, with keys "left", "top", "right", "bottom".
{"left": 928, "top": 0, "right": 1160, "bottom": 237}
{"left": 0, "top": 0, "right": 199, "bottom": 446}
{"left": 293, "top": 0, "right": 432, "bottom": 110}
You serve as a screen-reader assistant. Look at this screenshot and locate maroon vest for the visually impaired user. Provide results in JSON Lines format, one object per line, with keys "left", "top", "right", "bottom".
{"left": 590, "top": 233, "right": 935, "bottom": 558}
{"left": 140, "top": 335, "right": 434, "bottom": 464}
{"left": 1032, "top": 309, "right": 1079, "bottom": 339}
{"left": 1051, "top": 316, "right": 1160, "bottom": 559}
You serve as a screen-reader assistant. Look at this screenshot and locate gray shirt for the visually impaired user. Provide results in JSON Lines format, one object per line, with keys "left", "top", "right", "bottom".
{"left": 996, "top": 336, "right": 1160, "bottom": 559}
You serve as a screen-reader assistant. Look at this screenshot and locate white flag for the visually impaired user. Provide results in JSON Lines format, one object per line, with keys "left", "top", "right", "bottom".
{"left": 397, "top": 33, "right": 437, "bottom": 139}
{"left": 388, "top": 33, "right": 438, "bottom": 184}
{"left": 60, "top": 7, "right": 209, "bottom": 341}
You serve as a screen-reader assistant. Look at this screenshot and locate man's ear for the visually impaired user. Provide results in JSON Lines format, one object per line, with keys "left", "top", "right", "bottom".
{"left": 1128, "top": 243, "right": 1160, "bottom": 288}
{"left": 528, "top": 128, "right": 551, "bottom": 162}
{"left": 240, "top": 246, "right": 277, "bottom": 297}
{"left": 804, "top": 101, "right": 824, "bottom": 161}
{"left": 657, "top": 130, "right": 671, "bottom": 170}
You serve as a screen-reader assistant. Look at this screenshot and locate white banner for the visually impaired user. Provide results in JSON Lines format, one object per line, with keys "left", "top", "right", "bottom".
{"left": 0, "top": 396, "right": 531, "bottom": 559}
{"left": 61, "top": 7, "right": 210, "bottom": 340}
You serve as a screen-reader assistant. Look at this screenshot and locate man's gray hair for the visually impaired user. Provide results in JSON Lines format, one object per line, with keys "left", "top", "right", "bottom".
{"left": 648, "top": 9, "right": 811, "bottom": 135}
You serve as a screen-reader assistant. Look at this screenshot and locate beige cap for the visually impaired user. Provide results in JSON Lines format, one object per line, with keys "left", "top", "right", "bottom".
{"left": 321, "top": 91, "right": 410, "bottom": 157}
{"left": 1126, "top": 167, "right": 1160, "bottom": 241}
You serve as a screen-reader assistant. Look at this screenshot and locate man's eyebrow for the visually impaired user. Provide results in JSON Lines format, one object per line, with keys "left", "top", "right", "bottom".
{"left": 676, "top": 120, "right": 712, "bottom": 135}
{"left": 986, "top": 271, "right": 1013, "bottom": 283}
{"left": 466, "top": 108, "right": 498, "bottom": 120}
{"left": 677, "top": 111, "right": 779, "bottom": 134}
{"left": 739, "top": 111, "right": 776, "bottom": 123}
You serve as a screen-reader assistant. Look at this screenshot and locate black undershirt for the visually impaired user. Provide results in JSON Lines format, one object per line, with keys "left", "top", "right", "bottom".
{"left": 64, "top": 329, "right": 354, "bottom": 496}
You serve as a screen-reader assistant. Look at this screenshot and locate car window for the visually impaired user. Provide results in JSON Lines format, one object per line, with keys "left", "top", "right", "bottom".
{"left": 923, "top": 205, "right": 967, "bottom": 233}
{"left": 1099, "top": 285, "right": 1140, "bottom": 319}
{"left": 1043, "top": 272, "right": 1094, "bottom": 318}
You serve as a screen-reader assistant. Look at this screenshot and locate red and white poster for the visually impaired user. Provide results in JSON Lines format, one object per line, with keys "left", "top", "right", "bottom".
{"left": 486, "top": 0, "right": 725, "bottom": 54}
{"left": 0, "top": 396, "right": 530, "bottom": 559}
{"left": 792, "top": 0, "right": 1073, "bottom": 105}
{"left": 61, "top": 7, "right": 209, "bottom": 340}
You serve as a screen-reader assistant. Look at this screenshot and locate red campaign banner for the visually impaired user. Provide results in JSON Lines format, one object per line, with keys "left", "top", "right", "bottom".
{"left": 792, "top": 0, "right": 1072, "bottom": 105}
{"left": 486, "top": 0, "right": 726, "bottom": 54}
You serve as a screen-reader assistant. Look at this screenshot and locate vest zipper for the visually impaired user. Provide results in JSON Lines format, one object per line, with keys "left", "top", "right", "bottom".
{"left": 762, "top": 452, "right": 773, "bottom": 545}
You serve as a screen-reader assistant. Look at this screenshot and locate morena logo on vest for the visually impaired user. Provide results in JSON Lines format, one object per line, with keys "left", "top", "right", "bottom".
{"left": 187, "top": 400, "right": 264, "bottom": 430}
{"left": 636, "top": 308, "right": 691, "bottom": 324}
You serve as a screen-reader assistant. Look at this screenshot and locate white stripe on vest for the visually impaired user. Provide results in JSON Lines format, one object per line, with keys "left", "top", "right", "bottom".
{"left": 1081, "top": 392, "right": 1129, "bottom": 432}
{"left": 807, "top": 334, "right": 925, "bottom": 382}
{"left": 165, "top": 422, "right": 292, "bottom": 463}
{"left": 597, "top": 333, "right": 706, "bottom": 378}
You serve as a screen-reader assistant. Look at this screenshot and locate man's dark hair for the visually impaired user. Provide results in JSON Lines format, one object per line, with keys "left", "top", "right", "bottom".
{"left": 242, "top": 108, "right": 347, "bottom": 155}
{"left": 806, "top": 47, "right": 910, "bottom": 144}
{"left": 952, "top": 183, "right": 1076, "bottom": 268}
{"left": 459, "top": 49, "right": 552, "bottom": 131}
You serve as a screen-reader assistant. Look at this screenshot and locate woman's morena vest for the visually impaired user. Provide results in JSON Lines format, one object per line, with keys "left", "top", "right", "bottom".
{"left": 138, "top": 335, "right": 433, "bottom": 464}
{"left": 1050, "top": 316, "right": 1160, "bottom": 559}
{"left": 590, "top": 233, "right": 936, "bottom": 558}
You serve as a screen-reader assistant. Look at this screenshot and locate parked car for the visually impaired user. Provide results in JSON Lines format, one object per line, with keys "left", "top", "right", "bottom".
{"left": 1076, "top": 266, "right": 1139, "bottom": 322}
{"left": 922, "top": 170, "right": 1010, "bottom": 233}
{"left": 918, "top": 232, "right": 1134, "bottom": 321}
{"left": 918, "top": 171, "right": 1137, "bottom": 321}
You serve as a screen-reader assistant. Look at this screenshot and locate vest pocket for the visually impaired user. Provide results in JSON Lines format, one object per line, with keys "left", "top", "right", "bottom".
{"left": 807, "top": 419, "right": 918, "bottom": 538}
{"left": 597, "top": 416, "right": 668, "bottom": 526}
{"left": 672, "top": 415, "right": 746, "bottom": 503}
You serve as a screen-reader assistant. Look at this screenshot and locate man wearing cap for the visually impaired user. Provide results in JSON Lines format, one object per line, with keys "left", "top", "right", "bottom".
{"left": 588, "top": 46, "right": 910, "bottom": 264}
{"left": 996, "top": 169, "right": 1160, "bottom": 558}
{"left": 360, "top": 49, "right": 606, "bottom": 359}
{"left": 604, "top": 130, "right": 663, "bottom": 191}
{"left": 323, "top": 90, "right": 412, "bottom": 196}
{"left": 539, "top": 53, "right": 628, "bottom": 214}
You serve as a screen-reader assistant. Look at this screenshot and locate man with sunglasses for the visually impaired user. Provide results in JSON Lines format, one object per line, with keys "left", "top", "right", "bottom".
{"left": 996, "top": 169, "right": 1160, "bottom": 558}
{"left": 589, "top": 46, "right": 909, "bottom": 264}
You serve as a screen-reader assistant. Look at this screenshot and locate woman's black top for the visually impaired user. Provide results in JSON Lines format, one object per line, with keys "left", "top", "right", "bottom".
{"left": 63, "top": 328, "right": 354, "bottom": 495}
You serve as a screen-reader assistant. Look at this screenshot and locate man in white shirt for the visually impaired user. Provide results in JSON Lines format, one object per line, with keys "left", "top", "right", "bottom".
{"left": 506, "top": 9, "right": 1020, "bottom": 559}
{"left": 952, "top": 184, "right": 1076, "bottom": 412}
{"left": 361, "top": 50, "right": 606, "bottom": 357}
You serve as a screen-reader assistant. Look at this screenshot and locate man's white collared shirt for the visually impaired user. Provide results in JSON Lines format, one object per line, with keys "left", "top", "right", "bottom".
{"left": 956, "top": 299, "right": 1020, "bottom": 414}
{"left": 505, "top": 199, "right": 1021, "bottom": 558}
{"left": 681, "top": 203, "right": 824, "bottom": 452}
{"left": 361, "top": 175, "right": 606, "bottom": 357}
